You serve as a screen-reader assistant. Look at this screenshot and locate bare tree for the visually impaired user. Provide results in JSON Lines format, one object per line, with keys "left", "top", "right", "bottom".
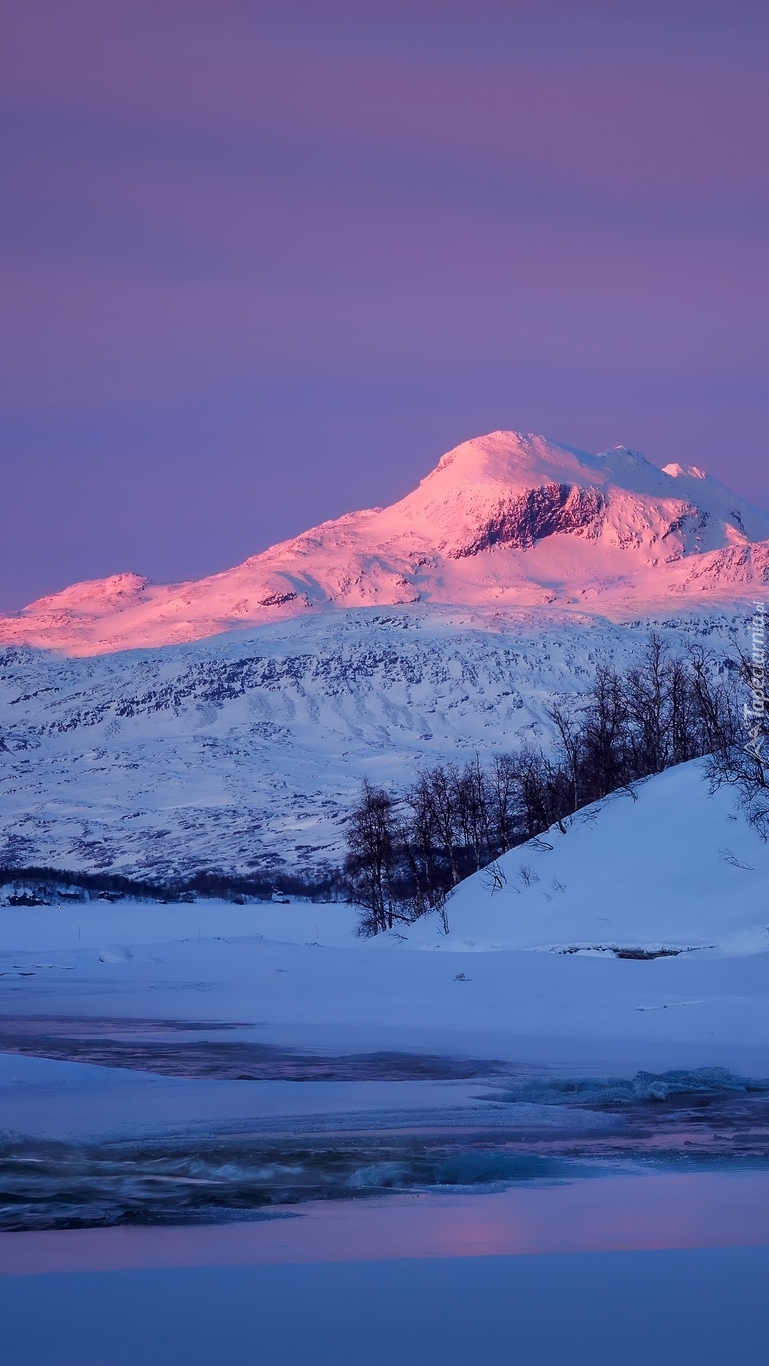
{"left": 344, "top": 780, "right": 399, "bottom": 934}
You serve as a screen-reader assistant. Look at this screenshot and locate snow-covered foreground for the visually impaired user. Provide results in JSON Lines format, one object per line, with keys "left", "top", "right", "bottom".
{"left": 1, "top": 760, "right": 768, "bottom": 1107}
{"left": 1, "top": 758, "right": 768, "bottom": 1234}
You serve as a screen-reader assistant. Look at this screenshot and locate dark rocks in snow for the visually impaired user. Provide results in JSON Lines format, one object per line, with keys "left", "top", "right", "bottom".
{"left": 452, "top": 483, "right": 604, "bottom": 558}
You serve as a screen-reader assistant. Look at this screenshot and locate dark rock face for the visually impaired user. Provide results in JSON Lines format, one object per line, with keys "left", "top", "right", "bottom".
{"left": 452, "top": 483, "right": 605, "bottom": 558}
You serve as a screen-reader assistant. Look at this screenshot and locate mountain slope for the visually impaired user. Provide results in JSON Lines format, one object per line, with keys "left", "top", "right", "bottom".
{"left": 0, "top": 606, "right": 748, "bottom": 885}
{"left": 3, "top": 432, "right": 768, "bottom": 656}
{"left": 399, "top": 758, "right": 769, "bottom": 958}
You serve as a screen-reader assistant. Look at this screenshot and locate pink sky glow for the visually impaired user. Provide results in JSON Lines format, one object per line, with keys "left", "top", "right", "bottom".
{"left": 1, "top": 1, "right": 768, "bottom": 610}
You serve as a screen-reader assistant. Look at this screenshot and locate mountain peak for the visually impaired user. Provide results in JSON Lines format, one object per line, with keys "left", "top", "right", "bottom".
{"left": 423, "top": 430, "right": 597, "bottom": 487}
{"left": 2, "top": 430, "right": 769, "bottom": 656}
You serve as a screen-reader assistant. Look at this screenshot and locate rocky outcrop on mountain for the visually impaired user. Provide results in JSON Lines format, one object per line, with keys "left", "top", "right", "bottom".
{"left": 450, "top": 483, "right": 605, "bottom": 556}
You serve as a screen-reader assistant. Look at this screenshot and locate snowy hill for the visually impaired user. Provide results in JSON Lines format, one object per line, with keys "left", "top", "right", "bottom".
{"left": 398, "top": 759, "right": 769, "bottom": 959}
{"left": 0, "top": 606, "right": 749, "bottom": 884}
{"left": 2, "top": 431, "right": 769, "bottom": 656}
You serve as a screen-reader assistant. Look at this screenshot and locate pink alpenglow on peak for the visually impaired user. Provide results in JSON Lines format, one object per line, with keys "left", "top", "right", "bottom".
{"left": 662, "top": 464, "right": 708, "bottom": 480}
{"left": 3, "top": 431, "right": 769, "bottom": 657}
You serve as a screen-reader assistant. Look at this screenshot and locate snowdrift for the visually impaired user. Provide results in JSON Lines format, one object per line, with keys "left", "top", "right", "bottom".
{"left": 399, "top": 759, "right": 769, "bottom": 959}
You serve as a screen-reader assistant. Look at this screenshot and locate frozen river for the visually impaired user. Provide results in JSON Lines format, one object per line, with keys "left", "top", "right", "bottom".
{"left": 2, "top": 880, "right": 769, "bottom": 1362}
{"left": 3, "top": 1173, "right": 769, "bottom": 1365}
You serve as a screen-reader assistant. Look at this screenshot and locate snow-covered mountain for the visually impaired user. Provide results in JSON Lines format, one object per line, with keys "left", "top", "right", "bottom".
{"left": 2, "top": 432, "right": 768, "bottom": 656}
{"left": 0, "top": 429, "right": 764, "bottom": 886}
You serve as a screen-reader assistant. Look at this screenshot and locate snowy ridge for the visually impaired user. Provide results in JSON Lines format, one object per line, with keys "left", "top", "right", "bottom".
{"left": 2, "top": 431, "right": 768, "bottom": 656}
{"left": 0, "top": 605, "right": 748, "bottom": 883}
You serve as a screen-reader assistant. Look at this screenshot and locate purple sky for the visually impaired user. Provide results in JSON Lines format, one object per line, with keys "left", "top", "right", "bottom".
{"left": 2, "top": 0, "right": 768, "bottom": 611}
